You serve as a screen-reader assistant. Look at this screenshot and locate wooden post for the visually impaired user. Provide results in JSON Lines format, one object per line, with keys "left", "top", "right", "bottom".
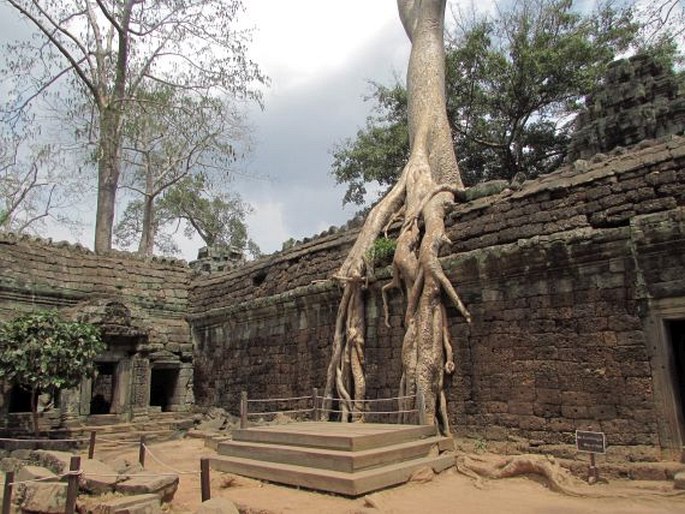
{"left": 65, "top": 455, "right": 80, "bottom": 514}
{"left": 138, "top": 436, "right": 146, "bottom": 468}
{"left": 588, "top": 452, "right": 598, "bottom": 484}
{"left": 312, "top": 388, "right": 319, "bottom": 421}
{"left": 416, "top": 388, "right": 426, "bottom": 425}
{"left": 200, "top": 458, "right": 211, "bottom": 502}
{"left": 240, "top": 391, "right": 248, "bottom": 429}
{"left": 2, "top": 471, "right": 14, "bottom": 514}
{"left": 88, "top": 431, "right": 96, "bottom": 459}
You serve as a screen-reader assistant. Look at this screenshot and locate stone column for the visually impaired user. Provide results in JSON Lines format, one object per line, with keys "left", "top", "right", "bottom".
{"left": 130, "top": 355, "right": 151, "bottom": 420}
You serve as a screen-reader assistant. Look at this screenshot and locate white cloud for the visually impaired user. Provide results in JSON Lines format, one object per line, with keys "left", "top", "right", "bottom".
{"left": 245, "top": 198, "right": 290, "bottom": 253}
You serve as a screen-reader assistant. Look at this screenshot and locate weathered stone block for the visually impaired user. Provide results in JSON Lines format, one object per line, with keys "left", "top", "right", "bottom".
{"left": 195, "top": 498, "right": 240, "bottom": 514}
{"left": 21, "top": 481, "right": 68, "bottom": 514}
{"left": 91, "top": 493, "right": 161, "bottom": 514}
{"left": 115, "top": 473, "right": 179, "bottom": 502}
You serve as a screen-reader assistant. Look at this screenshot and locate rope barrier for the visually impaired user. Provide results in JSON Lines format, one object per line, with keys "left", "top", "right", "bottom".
{"left": 95, "top": 436, "right": 143, "bottom": 444}
{"left": 81, "top": 471, "right": 181, "bottom": 478}
{"left": 246, "top": 408, "right": 313, "bottom": 417}
{"left": 7, "top": 468, "right": 83, "bottom": 487}
{"left": 0, "top": 436, "right": 89, "bottom": 443}
{"left": 320, "top": 407, "right": 419, "bottom": 415}
{"left": 141, "top": 444, "right": 199, "bottom": 476}
{"left": 246, "top": 394, "right": 313, "bottom": 403}
{"left": 319, "top": 395, "right": 417, "bottom": 404}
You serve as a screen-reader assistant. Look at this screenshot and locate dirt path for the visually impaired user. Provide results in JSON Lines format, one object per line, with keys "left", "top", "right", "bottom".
{"left": 92, "top": 438, "right": 685, "bottom": 514}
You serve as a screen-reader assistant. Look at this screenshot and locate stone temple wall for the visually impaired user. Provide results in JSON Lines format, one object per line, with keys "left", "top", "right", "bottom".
{"left": 189, "top": 54, "right": 685, "bottom": 462}
{"left": 189, "top": 135, "right": 685, "bottom": 461}
{"left": 0, "top": 235, "right": 193, "bottom": 420}
{"left": 1, "top": 54, "right": 684, "bottom": 461}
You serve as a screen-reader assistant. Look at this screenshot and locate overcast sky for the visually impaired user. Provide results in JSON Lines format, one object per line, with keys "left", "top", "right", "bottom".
{"left": 0, "top": 0, "right": 410, "bottom": 260}
{"left": 232, "top": 1, "right": 410, "bottom": 258}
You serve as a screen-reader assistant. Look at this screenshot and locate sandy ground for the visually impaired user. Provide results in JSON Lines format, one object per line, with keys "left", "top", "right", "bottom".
{"left": 91, "top": 438, "right": 685, "bottom": 514}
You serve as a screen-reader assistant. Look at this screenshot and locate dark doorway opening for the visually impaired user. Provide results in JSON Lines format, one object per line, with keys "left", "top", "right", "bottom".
{"left": 666, "top": 320, "right": 685, "bottom": 430}
{"left": 150, "top": 368, "right": 178, "bottom": 412}
{"left": 91, "top": 362, "right": 116, "bottom": 414}
{"left": 8, "top": 386, "right": 32, "bottom": 413}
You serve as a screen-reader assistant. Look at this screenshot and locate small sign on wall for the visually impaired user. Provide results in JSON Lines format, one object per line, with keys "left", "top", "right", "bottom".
{"left": 575, "top": 430, "right": 607, "bottom": 454}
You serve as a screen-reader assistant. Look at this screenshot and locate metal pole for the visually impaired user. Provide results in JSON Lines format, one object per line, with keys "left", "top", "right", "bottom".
{"left": 200, "top": 458, "right": 211, "bottom": 502}
{"left": 88, "top": 430, "right": 96, "bottom": 459}
{"left": 240, "top": 391, "right": 248, "bottom": 429}
{"left": 138, "top": 436, "right": 146, "bottom": 468}
{"left": 312, "top": 388, "right": 319, "bottom": 421}
{"left": 65, "top": 456, "right": 80, "bottom": 514}
{"left": 2, "top": 471, "right": 14, "bottom": 514}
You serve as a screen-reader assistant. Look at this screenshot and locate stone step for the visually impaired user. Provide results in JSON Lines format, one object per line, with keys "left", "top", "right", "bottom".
{"left": 218, "top": 435, "right": 453, "bottom": 473}
{"left": 210, "top": 452, "right": 455, "bottom": 496}
{"left": 232, "top": 422, "right": 437, "bottom": 451}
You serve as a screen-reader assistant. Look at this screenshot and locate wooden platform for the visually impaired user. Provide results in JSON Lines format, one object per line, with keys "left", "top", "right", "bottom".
{"left": 210, "top": 422, "right": 454, "bottom": 496}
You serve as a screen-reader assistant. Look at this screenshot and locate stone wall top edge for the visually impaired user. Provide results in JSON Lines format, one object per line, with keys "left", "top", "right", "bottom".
{"left": 0, "top": 231, "right": 190, "bottom": 270}
{"left": 188, "top": 279, "right": 340, "bottom": 325}
{"left": 511, "top": 134, "right": 684, "bottom": 200}
{"left": 189, "top": 134, "right": 683, "bottom": 296}
{"left": 190, "top": 229, "right": 360, "bottom": 288}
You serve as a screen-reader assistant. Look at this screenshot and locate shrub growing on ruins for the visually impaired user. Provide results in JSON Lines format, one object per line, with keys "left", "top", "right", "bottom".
{"left": 0, "top": 310, "right": 104, "bottom": 434}
{"left": 367, "top": 237, "right": 397, "bottom": 267}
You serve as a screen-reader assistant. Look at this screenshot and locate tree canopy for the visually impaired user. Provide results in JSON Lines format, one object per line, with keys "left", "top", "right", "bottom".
{"left": 111, "top": 83, "right": 252, "bottom": 256}
{"left": 332, "top": 0, "right": 681, "bottom": 206}
{"left": 2, "top": 0, "right": 266, "bottom": 253}
{"left": 0, "top": 310, "right": 104, "bottom": 434}
{"left": 115, "top": 174, "right": 260, "bottom": 258}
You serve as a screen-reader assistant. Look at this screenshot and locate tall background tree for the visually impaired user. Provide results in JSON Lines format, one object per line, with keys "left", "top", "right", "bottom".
{"left": 2, "top": 0, "right": 266, "bottom": 253}
{"left": 115, "top": 175, "right": 260, "bottom": 258}
{"left": 332, "top": 0, "right": 681, "bottom": 207}
{"left": 111, "top": 84, "right": 253, "bottom": 257}
{"left": 1, "top": 125, "right": 81, "bottom": 233}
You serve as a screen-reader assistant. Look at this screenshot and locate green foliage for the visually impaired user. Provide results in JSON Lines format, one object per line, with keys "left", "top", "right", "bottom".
{"left": 2, "top": 0, "right": 267, "bottom": 250}
{"left": 331, "top": 83, "right": 409, "bottom": 206}
{"left": 113, "top": 84, "right": 257, "bottom": 257}
{"left": 0, "top": 310, "right": 104, "bottom": 393}
{"left": 0, "top": 309, "right": 104, "bottom": 433}
{"left": 116, "top": 174, "right": 260, "bottom": 258}
{"left": 474, "top": 437, "right": 488, "bottom": 453}
{"left": 332, "top": 0, "right": 680, "bottom": 206}
{"left": 367, "top": 237, "right": 397, "bottom": 266}
{"left": 281, "top": 237, "right": 297, "bottom": 251}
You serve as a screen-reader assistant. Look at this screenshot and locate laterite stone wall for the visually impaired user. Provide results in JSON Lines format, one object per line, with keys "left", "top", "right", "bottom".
{"left": 189, "top": 134, "right": 685, "bottom": 461}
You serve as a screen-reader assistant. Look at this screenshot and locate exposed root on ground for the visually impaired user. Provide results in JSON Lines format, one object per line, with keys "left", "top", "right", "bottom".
{"left": 456, "top": 454, "right": 588, "bottom": 496}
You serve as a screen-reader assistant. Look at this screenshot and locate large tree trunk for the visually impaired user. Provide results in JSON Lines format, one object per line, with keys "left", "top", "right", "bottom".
{"left": 323, "top": 0, "right": 470, "bottom": 433}
{"left": 31, "top": 387, "right": 40, "bottom": 436}
{"left": 137, "top": 194, "right": 156, "bottom": 256}
{"left": 94, "top": 107, "right": 122, "bottom": 254}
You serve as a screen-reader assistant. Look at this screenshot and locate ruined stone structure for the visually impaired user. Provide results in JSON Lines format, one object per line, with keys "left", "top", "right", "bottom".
{"left": 1, "top": 54, "right": 684, "bottom": 463}
{"left": 190, "top": 54, "right": 685, "bottom": 463}
{"left": 0, "top": 237, "right": 193, "bottom": 430}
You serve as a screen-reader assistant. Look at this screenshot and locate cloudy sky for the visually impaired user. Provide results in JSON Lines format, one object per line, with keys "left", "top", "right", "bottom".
{"left": 0, "top": 1, "right": 411, "bottom": 260}
{"left": 232, "top": 1, "right": 410, "bottom": 257}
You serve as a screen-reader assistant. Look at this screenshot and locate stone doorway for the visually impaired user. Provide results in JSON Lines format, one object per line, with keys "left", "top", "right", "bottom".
{"left": 666, "top": 320, "right": 685, "bottom": 441}
{"left": 645, "top": 298, "right": 685, "bottom": 458}
{"left": 149, "top": 367, "right": 179, "bottom": 412}
{"left": 90, "top": 362, "right": 117, "bottom": 414}
{"left": 8, "top": 386, "right": 31, "bottom": 413}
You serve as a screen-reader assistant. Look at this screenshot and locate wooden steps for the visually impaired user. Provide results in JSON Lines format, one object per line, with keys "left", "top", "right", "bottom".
{"left": 211, "top": 422, "right": 454, "bottom": 496}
